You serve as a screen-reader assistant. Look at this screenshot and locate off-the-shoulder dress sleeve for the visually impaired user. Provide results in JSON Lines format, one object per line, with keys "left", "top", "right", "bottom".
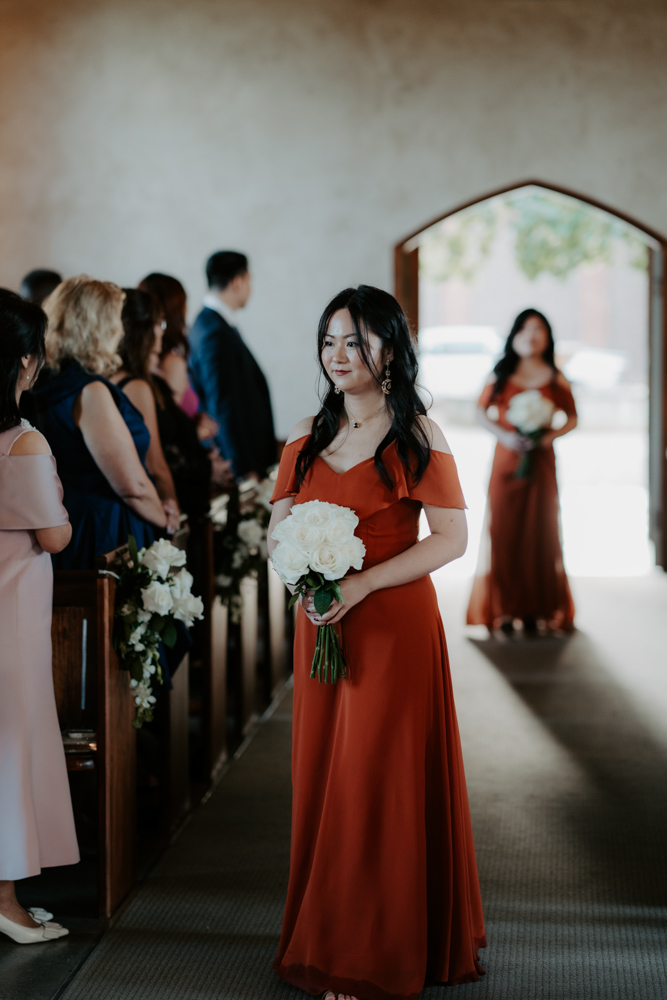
{"left": 270, "top": 438, "right": 302, "bottom": 503}
{"left": 0, "top": 454, "right": 70, "bottom": 530}
{"left": 407, "top": 451, "right": 467, "bottom": 510}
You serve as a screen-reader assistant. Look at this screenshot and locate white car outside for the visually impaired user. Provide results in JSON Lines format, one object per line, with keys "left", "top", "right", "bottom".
{"left": 418, "top": 325, "right": 502, "bottom": 400}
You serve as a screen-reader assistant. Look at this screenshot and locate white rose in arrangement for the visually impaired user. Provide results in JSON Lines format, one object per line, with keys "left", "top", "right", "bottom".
{"left": 216, "top": 573, "right": 233, "bottom": 589}
{"left": 172, "top": 591, "right": 204, "bottom": 628}
{"left": 271, "top": 541, "right": 311, "bottom": 585}
{"left": 342, "top": 536, "right": 366, "bottom": 571}
{"left": 141, "top": 538, "right": 187, "bottom": 578}
{"left": 141, "top": 580, "right": 174, "bottom": 616}
{"left": 291, "top": 521, "right": 326, "bottom": 551}
{"left": 506, "top": 390, "right": 555, "bottom": 434}
{"left": 309, "top": 541, "right": 352, "bottom": 581}
{"left": 270, "top": 519, "right": 291, "bottom": 542}
{"left": 298, "top": 501, "right": 336, "bottom": 527}
{"left": 324, "top": 515, "right": 358, "bottom": 546}
{"left": 170, "top": 568, "right": 194, "bottom": 600}
{"left": 238, "top": 518, "right": 265, "bottom": 549}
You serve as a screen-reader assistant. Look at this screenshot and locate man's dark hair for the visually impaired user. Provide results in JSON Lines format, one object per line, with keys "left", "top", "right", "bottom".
{"left": 206, "top": 251, "right": 248, "bottom": 291}
{"left": 19, "top": 269, "right": 63, "bottom": 306}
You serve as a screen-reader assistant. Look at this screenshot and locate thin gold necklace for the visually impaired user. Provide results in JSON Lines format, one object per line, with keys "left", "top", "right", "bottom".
{"left": 345, "top": 401, "right": 387, "bottom": 429}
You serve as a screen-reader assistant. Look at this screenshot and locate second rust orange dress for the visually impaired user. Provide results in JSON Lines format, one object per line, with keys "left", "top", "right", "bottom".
{"left": 271, "top": 437, "right": 485, "bottom": 1000}
{"left": 467, "top": 378, "right": 576, "bottom": 630}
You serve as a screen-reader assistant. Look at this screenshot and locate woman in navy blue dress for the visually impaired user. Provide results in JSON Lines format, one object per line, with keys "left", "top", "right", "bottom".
{"left": 33, "top": 277, "right": 174, "bottom": 569}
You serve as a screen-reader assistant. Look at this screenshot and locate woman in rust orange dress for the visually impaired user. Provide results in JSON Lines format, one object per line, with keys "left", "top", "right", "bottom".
{"left": 467, "top": 308, "right": 577, "bottom": 635}
{"left": 268, "top": 286, "right": 485, "bottom": 1000}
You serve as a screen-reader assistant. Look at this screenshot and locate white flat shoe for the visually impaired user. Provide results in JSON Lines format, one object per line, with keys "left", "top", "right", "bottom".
{"left": 0, "top": 912, "right": 69, "bottom": 944}
{"left": 27, "top": 907, "right": 54, "bottom": 923}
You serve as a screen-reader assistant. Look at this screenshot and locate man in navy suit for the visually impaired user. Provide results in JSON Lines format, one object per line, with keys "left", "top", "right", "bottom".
{"left": 188, "top": 251, "right": 276, "bottom": 480}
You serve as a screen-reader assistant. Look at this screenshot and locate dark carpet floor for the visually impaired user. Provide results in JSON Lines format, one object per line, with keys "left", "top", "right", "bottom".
{"left": 47, "top": 576, "right": 667, "bottom": 998}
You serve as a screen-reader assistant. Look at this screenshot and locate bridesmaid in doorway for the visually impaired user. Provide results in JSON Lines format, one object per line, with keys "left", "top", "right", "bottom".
{"left": 466, "top": 308, "right": 577, "bottom": 635}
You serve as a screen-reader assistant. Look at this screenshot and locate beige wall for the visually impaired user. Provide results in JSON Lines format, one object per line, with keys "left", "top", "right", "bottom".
{"left": 1, "top": 0, "right": 666, "bottom": 435}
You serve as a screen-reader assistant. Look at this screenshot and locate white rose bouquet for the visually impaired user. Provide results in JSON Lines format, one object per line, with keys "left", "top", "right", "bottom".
{"left": 271, "top": 500, "right": 366, "bottom": 684}
{"left": 505, "top": 389, "right": 556, "bottom": 478}
{"left": 114, "top": 536, "right": 204, "bottom": 727}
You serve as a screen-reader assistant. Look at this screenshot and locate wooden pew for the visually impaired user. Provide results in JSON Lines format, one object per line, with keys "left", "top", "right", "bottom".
{"left": 52, "top": 570, "right": 136, "bottom": 920}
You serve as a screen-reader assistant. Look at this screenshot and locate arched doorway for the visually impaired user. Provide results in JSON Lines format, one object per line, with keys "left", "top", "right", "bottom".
{"left": 394, "top": 180, "right": 667, "bottom": 571}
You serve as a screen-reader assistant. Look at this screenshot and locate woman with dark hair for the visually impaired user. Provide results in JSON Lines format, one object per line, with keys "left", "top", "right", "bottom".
{"left": 0, "top": 289, "right": 78, "bottom": 944}
{"left": 109, "top": 290, "right": 180, "bottom": 520}
{"left": 113, "top": 289, "right": 211, "bottom": 518}
{"left": 466, "top": 308, "right": 577, "bottom": 634}
{"left": 267, "top": 286, "right": 485, "bottom": 1000}
{"left": 32, "top": 277, "right": 172, "bottom": 569}
{"left": 137, "top": 273, "right": 198, "bottom": 414}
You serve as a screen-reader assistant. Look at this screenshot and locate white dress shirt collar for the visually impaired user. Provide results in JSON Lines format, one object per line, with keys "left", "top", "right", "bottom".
{"left": 203, "top": 292, "right": 240, "bottom": 329}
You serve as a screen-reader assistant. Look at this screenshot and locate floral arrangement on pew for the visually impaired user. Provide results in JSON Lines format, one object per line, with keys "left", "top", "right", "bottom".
{"left": 505, "top": 389, "right": 555, "bottom": 478}
{"left": 113, "top": 536, "right": 204, "bottom": 728}
{"left": 271, "top": 500, "right": 365, "bottom": 684}
{"left": 213, "top": 476, "right": 274, "bottom": 623}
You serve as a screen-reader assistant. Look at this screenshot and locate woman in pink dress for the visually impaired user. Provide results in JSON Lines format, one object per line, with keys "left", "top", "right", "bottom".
{"left": 0, "top": 290, "right": 79, "bottom": 944}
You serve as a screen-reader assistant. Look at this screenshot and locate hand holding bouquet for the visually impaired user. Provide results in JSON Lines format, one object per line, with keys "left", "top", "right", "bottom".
{"left": 505, "top": 389, "right": 555, "bottom": 478}
{"left": 271, "top": 501, "right": 366, "bottom": 683}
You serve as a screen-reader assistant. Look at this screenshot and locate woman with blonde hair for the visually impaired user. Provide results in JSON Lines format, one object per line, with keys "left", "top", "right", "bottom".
{"left": 33, "top": 276, "right": 174, "bottom": 569}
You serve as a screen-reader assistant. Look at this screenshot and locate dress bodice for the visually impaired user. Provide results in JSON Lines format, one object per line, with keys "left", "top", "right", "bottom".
{"left": 30, "top": 360, "right": 154, "bottom": 569}
{"left": 272, "top": 436, "right": 466, "bottom": 570}
{"left": 477, "top": 377, "right": 577, "bottom": 433}
{"left": 32, "top": 361, "right": 150, "bottom": 483}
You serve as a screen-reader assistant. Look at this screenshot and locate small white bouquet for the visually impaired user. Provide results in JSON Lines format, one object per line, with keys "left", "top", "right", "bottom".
{"left": 271, "top": 500, "right": 366, "bottom": 683}
{"left": 114, "top": 536, "right": 204, "bottom": 727}
{"left": 505, "top": 389, "right": 555, "bottom": 478}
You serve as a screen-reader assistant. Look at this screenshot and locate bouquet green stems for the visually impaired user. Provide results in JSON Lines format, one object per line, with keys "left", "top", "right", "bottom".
{"left": 288, "top": 574, "right": 347, "bottom": 683}
{"left": 515, "top": 431, "right": 545, "bottom": 479}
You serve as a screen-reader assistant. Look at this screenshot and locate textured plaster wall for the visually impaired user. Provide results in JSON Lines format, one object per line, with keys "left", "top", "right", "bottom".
{"left": 1, "top": 0, "right": 666, "bottom": 434}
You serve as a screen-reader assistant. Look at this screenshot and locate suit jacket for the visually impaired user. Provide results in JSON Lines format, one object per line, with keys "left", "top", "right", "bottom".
{"left": 188, "top": 307, "right": 276, "bottom": 478}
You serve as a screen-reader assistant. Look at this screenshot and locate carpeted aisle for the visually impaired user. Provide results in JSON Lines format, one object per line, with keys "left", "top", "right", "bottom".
{"left": 59, "top": 576, "right": 667, "bottom": 1000}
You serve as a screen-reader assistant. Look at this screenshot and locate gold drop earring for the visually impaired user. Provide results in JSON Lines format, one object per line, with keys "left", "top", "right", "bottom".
{"left": 381, "top": 364, "right": 392, "bottom": 396}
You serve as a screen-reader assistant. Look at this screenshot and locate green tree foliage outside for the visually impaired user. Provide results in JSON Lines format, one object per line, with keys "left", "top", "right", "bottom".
{"left": 420, "top": 188, "right": 649, "bottom": 284}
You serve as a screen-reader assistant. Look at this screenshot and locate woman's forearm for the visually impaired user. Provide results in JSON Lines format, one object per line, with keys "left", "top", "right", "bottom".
{"left": 361, "top": 530, "right": 466, "bottom": 596}
{"left": 551, "top": 414, "right": 577, "bottom": 439}
{"left": 148, "top": 454, "right": 178, "bottom": 505}
{"left": 119, "top": 479, "right": 167, "bottom": 527}
{"left": 476, "top": 406, "right": 506, "bottom": 442}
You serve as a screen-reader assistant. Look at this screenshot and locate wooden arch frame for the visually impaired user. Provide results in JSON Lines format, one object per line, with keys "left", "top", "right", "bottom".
{"left": 393, "top": 179, "right": 667, "bottom": 569}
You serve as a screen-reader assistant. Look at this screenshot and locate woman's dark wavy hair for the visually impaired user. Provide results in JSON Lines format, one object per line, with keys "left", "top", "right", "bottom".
{"left": 0, "top": 288, "right": 47, "bottom": 431}
{"left": 491, "top": 308, "right": 558, "bottom": 400}
{"left": 296, "top": 285, "right": 430, "bottom": 490}
{"left": 138, "top": 272, "right": 188, "bottom": 359}
{"left": 120, "top": 289, "right": 163, "bottom": 405}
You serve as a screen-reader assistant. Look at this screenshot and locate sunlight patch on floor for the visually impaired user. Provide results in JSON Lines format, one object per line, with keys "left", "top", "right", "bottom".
{"left": 429, "top": 426, "right": 652, "bottom": 580}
